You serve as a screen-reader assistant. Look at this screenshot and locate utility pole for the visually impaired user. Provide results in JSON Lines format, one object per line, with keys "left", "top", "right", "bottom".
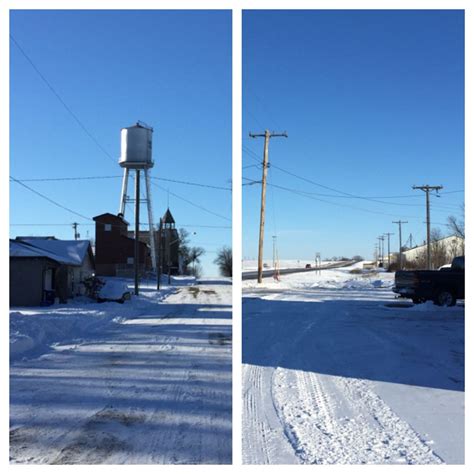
{"left": 315, "top": 252, "right": 321, "bottom": 274}
{"left": 378, "top": 235, "right": 385, "bottom": 268}
{"left": 413, "top": 185, "right": 443, "bottom": 269}
{"left": 272, "top": 235, "right": 277, "bottom": 270}
{"left": 384, "top": 232, "right": 394, "bottom": 270}
{"left": 249, "top": 130, "right": 288, "bottom": 283}
{"left": 392, "top": 220, "right": 408, "bottom": 270}
{"left": 72, "top": 222, "right": 80, "bottom": 240}
{"left": 134, "top": 170, "right": 140, "bottom": 295}
{"left": 157, "top": 218, "right": 163, "bottom": 290}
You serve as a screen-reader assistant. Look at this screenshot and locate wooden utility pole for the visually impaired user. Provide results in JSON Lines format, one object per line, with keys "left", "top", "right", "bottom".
{"left": 378, "top": 235, "right": 385, "bottom": 268}
{"left": 392, "top": 220, "right": 408, "bottom": 270}
{"left": 134, "top": 170, "right": 140, "bottom": 295}
{"left": 272, "top": 235, "right": 277, "bottom": 273}
{"left": 249, "top": 130, "right": 287, "bottom": 283}
{"left": 384, "top": 232, "right": 394, "bottom": 270}
{"left": 413, "top": 185, "right": 443, "bottom": 269}
{"left": 72, "top": 222, "right": 79, "bottom": 240}
{"left": 157, "top": 218, "right": 163, "bottom": 290}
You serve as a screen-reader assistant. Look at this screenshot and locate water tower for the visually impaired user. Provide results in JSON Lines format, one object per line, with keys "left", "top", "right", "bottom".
{"left": 118, "top": 122, "right": 157, "bottom": 275}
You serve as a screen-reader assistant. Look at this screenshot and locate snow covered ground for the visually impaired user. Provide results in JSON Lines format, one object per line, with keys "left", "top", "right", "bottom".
{"left": 242, "top": 263, "right": 464, "bottom": 464}
{"left": 10, "top": 277, "right": 232, "bottom": 464}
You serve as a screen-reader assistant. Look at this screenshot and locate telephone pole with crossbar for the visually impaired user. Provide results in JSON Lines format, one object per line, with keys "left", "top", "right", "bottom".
{"left": 249, "top": 130, "right": 288, "bottom": 283}
{"left": 413, "top": 185, "right": 443, "bottom": 269}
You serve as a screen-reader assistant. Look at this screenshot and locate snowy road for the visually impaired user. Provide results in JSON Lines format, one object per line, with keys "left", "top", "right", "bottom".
{"left": 10, "top": 280, "right": 232, "bottom": 464}
{"left": 242, "top": 266, "right": 464, "bottom": 464}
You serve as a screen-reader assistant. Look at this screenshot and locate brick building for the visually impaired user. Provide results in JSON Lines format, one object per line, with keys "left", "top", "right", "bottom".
{"left": 93, "top": 213, "right": 150, "bottom": 277}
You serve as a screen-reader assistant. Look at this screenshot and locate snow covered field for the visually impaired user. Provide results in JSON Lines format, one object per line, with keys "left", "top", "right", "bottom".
{"left": 10, "top": 277, "right": 232, "bottom": 464}
{"left": 242, "top": 263, "right": 464, "bottom": 464}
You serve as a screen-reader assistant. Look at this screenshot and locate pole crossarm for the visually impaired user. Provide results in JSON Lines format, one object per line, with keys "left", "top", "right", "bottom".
{"left": 249, "top": 131, "right": 288, "bottom": 138}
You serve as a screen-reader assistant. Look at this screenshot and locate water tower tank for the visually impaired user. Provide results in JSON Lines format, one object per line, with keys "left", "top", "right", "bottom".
{"left": 119, "top": 123, "right": 154, "bottom": 169}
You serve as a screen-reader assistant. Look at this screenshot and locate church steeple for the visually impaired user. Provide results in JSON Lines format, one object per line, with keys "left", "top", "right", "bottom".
{"left": 162, "top": 208, "right": 175, "bottom": 229}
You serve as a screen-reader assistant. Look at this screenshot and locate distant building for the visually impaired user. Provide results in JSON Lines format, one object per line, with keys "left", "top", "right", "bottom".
{"left": 10, "top": 237, "right": 95, "bottom": 306}
{"left": 127, "top": 208, "right": 180, "bottom": 275}
{"left": 402, "top": 235, "right": 464, "bottom": 268}
{"left": 93, "top": 213, "right": 151, "bottom": 277}
{"left": 160, "top": 208, "right": 180, "bottom": 275}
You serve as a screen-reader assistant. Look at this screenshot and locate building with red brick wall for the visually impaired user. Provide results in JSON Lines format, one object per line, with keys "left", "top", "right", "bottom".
{"left": 93, "top": 213, "right": 151, "bottom": 277}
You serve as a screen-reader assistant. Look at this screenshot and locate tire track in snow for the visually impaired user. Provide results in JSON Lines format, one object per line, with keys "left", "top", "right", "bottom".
{"left": 272, "top": 368, "right": 443, "bottom": 464}
{"left": 242, "top": 364, "right": 298, "bottom": 464}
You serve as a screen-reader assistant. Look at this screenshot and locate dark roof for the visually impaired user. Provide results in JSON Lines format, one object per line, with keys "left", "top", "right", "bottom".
{"left": 93, "top": 212, "right": 129, "bottom": 226}
{"left": 162, "top": 208, "right": 175, "bottom": 224}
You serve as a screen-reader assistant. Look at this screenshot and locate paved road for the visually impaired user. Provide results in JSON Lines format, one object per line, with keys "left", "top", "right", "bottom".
{"left": 242, "top": 261, "right": 356, "bottom": 280}
{"left": 10, "top": 284, "right": 232, "bottom": 464}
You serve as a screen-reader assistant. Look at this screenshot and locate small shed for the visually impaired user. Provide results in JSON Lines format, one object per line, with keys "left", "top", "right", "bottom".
{"left": 10, "top": 238, "right": 95, "bottom": 306}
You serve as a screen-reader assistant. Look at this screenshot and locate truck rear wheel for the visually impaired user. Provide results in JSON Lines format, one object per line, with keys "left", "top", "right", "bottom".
{"left": 434, "top": 290, "right": 456, "bottom": 307}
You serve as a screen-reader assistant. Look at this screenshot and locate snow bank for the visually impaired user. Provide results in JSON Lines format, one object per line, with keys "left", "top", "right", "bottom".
{"left": 243, "top": 264, "right": 395, "bottom": 292}
{"left": 10, "top": 306, "right": 119, "bottom": 360}
{"left": 10, "top": 278, "right": 179, "bottom": 360}
{"left": 242, "top": 259, "right": 337, "bottom": 271}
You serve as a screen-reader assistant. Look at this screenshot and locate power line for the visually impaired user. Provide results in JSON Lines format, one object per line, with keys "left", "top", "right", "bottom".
{"left": 242, "top": 145, "right": 262, "bottom": 163}
{"left": 151, "top": 176, "right": 231, "bottom": 191}
{"left": 17, "top": 175, "right": 122, "bottom": 182}
{"left": 14, "top": 174, "right": 232, "bottom": 191}
{"left": 10, "top": 223, "right": 231, "bottom": 229}
{"left": 10, "top": 176, "right": 92, "bottom": 221}
{"left": 271, "top": 162, "right": 418, "bottom": 207}
{"left": 269, "top": 181, "right": 418, "bottom": 217}
{"left": 10, "top": 35, "right": 116, "bottom": 165}
{"left": 248, "top": 142, "right": 463, "bottom": 205}
{"left": 151, "top": 182, "right": 231, "bottom": 222}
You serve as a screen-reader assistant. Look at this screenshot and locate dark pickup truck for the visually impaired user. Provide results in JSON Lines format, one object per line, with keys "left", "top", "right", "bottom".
{"left": 393, "top": 256, "right": 464, "bottom": 306}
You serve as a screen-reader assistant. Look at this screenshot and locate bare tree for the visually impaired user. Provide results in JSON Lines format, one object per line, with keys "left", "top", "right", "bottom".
{"left": 188, "top": 247, "right": 205, "bottom": 276}
{"left": 430, "top": 228, "right": 449, "bottom": 269}
{"left": 447, "top": 203, "right": 465, "bottom": 239}
{"left": 214, "top": 246, "right": 232, "bottom": 277}
{"left": 177, "top": 229, "right": 205, "bottom": 275}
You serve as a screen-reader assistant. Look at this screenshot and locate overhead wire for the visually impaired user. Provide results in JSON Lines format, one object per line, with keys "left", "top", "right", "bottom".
{"left": 10, "top": 35, "right": 117, "bottom": 165}
{"left": 10, "top": 176, "right": 93, "bottom": 221}
{"left": 151, "top": 181, "right": 231, "bottom": 222}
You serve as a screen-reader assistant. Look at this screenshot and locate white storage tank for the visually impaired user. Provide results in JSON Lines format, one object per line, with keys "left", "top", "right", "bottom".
{"left": 119, "top": 122, "right": 154, "bottom": 169}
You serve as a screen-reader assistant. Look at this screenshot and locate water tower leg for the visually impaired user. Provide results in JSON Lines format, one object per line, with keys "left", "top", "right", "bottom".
{"left": 144, "top": 168, "right": 157, "bottom": 273}
{"left": 119, "top": 168, "right": 130, "bottom": 216}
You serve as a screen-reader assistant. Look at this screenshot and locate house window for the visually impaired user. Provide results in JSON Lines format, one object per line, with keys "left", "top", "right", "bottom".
{"left": 104, "top": 224, "right": 112, "bottom": 231}
{"left": 127, "top": 257, "right": 134, "bottom": 265}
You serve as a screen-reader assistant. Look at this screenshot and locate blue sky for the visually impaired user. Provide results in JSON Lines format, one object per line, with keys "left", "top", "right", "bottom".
{"left": 243, "top": 10, "right": 464, "bottom": 262}
{"left": 10, "top": 10, "right": 232, "bottom": 276}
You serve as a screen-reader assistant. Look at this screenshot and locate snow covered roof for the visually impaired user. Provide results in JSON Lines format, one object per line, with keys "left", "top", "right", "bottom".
{"left": 10, "top": 240, "right": 61, "bottom": 262}
{"left": 10, "top": 239, "right": 92, "bottom": 266}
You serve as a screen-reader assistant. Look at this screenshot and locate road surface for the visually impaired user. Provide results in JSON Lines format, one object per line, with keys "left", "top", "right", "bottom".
{"left": 242, "top": 267, "right": 464, "bottom": 464}
{"left": 10, "top": 282, "right": 232, "bottom": 464}
{"left": 242, "top": 260, "right": 355, "bottom": 280}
